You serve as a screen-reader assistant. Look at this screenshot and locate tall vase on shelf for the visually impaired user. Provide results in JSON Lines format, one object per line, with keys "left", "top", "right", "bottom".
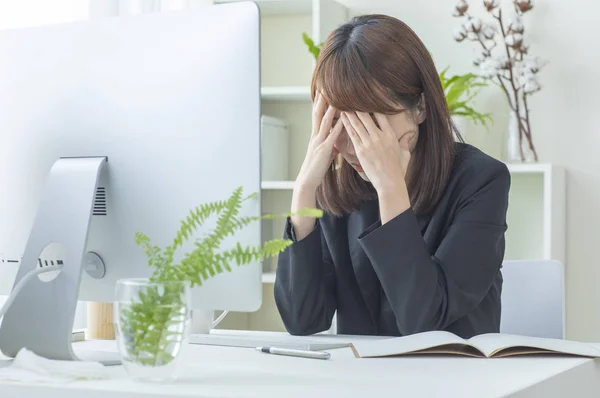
{"left": 452, "top": 0, "right": 545, "bottom": 163}
{"left": 506, "top": 108, "right": 536, "bottom": 163}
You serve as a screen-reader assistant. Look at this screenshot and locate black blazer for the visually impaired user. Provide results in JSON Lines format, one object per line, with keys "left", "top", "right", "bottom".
{"left": 274, "top": 143, "right": 510, "bottom": 339}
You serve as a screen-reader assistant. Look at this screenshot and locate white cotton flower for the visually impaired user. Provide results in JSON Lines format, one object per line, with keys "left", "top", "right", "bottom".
{"left": 505, "top": 33, "right": 524, "bottom": 48}
{"left": 495, "top": 55, "right": 510, "bottom": 70}
{"left": 508, "top": 16, "right": 525, "bottom": 34}
{"left": 515, "top": 0, "right": 534, "bottom": 13}
{"left": 517, "top": 60, "right": 543, "bottom": 94}
{"left": 483, "top": 0, "right": 499, "bottom": 11}
{"left": 521, "top": 56, "right": 548, "bottom": 74}
{"left": 468, "top": 17, "right": 483, "bottom": 33}
{"left": 453, "top": 0, "right": 469, "bottom": 17}
{"left": 454, "top": 25, "right": 468, "bottom": 42}
{"left": 522, "top": 77, "right": 541, "bottom": 94}
{"left": 518, "top": 72, "right": 532, "bottom": 88}
{"left": 468, "top": 32, "right": 480, "bottom": 41}
{"left": 473, "top": 53, "right": 487, "bottom": 66}
{"left": 481, "top": 23, "right": 496, "bottom": 40}
{"left": 479, "top": 57, "right": 501, "bottom": 78}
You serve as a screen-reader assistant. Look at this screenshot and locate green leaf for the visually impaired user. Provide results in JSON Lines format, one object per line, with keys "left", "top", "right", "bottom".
{"left": 302, "top": 32, "right": 322, "bottom": 61}
{"left": 440, "top": 68, "right": 494, "bottom": 130}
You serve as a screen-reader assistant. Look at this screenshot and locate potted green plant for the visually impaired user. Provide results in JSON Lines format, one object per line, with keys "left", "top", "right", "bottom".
{"left": 302, "top": 33, "right": 492, "bottom": 130}
{"left": 114, "top": 186, "right": 321, "bottom": 381}
{"left": 438, "top": 66, "right": 493, "bottom": 129}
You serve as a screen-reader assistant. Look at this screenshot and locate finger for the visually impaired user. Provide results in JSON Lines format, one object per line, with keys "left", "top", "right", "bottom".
{"left": 330, "top": 147, "right": 339, "bottom": 162}
{"left": 373, "top": 113, "right": 394, "bottom": 136}
{"left": 345, "top": 112, "right": 369, "bottom": 142}
{"left": 399, "top": 131, "right": 416, "bottom": 150}
{"left": 341, "top": 113, "right": 361, "bottom": 146}
{"left": 326, "top": 116, "right": 344, "bottom": 141}
{"left": 326, "top": 119, "right": 342, "bottom": 164}
{"left": 356, "top": 112, "right": 379, "bottom": 134}
{"left": 312, "top": 93, "right": 327, "bottom": 137}
{"left": 318, "top": 106, "right": 337, "bottom": 140}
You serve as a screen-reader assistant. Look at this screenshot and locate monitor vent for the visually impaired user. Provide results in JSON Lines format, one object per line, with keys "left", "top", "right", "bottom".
{"left": 93, "top": 187, "right": 107, "bottom": 216}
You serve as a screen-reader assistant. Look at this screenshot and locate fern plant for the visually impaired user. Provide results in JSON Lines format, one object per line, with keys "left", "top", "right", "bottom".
{"left": 301, "top": 33, "right": 493, "bottom": 129}
{"left": 119, "top": 186, "right": 322, "bottom": 367}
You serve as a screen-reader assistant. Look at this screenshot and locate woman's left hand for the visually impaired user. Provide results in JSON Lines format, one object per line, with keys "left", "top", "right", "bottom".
{"left": 341, "top": 111, "right": 413, "bottom": 196}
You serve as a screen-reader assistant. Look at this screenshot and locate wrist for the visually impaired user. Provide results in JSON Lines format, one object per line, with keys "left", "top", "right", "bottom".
{"left": 290, "top": 184, "right": 318, "bottom": 241}
{"left": 375, "top": 180, "right": 409, "bottom": 200}
{"left": 377, "top": 183, "right": 410, "bottom": 224}
{"left": 291, "top": 182, "right": 317, "bottom": 212}
{"left": 294, "top": 179, "right": 318, "bottom": 197}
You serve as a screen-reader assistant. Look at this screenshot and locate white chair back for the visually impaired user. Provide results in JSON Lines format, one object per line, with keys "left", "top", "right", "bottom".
{"left": 500, "top": 260, "right": 565, "bottom": 339}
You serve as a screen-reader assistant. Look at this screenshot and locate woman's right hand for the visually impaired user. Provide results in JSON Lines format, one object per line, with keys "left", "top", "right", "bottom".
{"left": 295, "top": 92, "right": 343, "bottom": 192}
{"left": 290, "top": 93, "right": 342, "bottom": 240}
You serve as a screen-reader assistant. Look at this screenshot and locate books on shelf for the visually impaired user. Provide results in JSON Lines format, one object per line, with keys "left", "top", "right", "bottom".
{"left": 350, "top": 331, "right": 600, "bottom": 359}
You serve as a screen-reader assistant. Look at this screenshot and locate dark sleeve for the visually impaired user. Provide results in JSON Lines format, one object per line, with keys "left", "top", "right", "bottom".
{"left": 357, "top": 163, "right": 510, "bottom": 335}
{"left": 273, "top": 219, "right": 337, "bottom": 336}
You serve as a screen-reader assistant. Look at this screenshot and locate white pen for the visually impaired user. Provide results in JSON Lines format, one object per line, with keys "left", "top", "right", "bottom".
{"left": 256, "top": 346, "right": 331, "bottom": 360}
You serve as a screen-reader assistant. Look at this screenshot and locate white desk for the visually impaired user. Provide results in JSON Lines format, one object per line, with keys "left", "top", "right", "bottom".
{"left": 1, "top": 332, "right": 599, "bottom": 398}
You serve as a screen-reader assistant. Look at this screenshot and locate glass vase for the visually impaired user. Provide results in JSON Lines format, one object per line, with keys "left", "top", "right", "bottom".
{"left": 114, "top": 278, "right": 190, "bottom": 382}
{"left": 506, "top": 109, "right": 536, "bottom": 163}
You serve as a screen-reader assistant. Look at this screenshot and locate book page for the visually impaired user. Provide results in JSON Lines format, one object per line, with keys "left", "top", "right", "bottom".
{"left": 468, "top": 333, "right": 600, "bottom": 358}
{"left": 412, "top": 344, "right": 484, "bottom": 358}
{"left": 351, "top": 331, "right": 476, "bottom": 358}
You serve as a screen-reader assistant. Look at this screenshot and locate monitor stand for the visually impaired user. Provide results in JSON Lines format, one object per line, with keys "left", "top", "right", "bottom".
{"left": 190, "top": 309, "right": 224, "bottom": 334}
{"left": 0, "top": 157, "right": 120, "bottom": 365}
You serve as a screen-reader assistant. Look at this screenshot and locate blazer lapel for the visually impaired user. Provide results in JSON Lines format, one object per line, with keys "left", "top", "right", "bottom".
{"left": 347, "top": 200, "right": 381, "bottom": 328}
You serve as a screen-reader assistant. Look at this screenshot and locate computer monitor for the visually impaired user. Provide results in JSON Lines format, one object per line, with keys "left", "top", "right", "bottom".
{"left": 0, "top": 2, "right": 261, "bottom": 361}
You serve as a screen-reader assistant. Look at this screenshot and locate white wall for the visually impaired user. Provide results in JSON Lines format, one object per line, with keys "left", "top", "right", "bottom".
{"left": 337, "top": 0, "right": 600, "bottom": 341}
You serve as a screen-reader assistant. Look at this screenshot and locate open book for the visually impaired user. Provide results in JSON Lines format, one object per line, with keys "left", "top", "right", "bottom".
{"left": 350, "top": 331, "right": 600, "bottom": 359}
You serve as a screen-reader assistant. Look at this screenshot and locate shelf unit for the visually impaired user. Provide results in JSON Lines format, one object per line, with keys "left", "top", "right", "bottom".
{"left": 261, "top": 86, "right": 311, "bottom": 101}
{"left": 504, "top": 163, "right": 565, "bottom": 264}
{"left": 261, "top": 180, "right": 295, "bottom": 190}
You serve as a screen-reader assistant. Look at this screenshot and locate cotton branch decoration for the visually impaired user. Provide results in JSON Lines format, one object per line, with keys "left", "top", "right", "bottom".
{"left": 453, "top": 0, "right": 546, "bottom": 162}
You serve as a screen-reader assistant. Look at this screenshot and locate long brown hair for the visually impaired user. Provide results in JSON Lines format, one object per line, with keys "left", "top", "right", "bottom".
{"left": 313, "top": 14, "right": 460, "bottom": 216}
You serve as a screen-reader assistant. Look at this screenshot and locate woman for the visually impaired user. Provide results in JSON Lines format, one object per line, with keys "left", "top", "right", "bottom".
{"left": 274, "top": 14, "right": 510, "bottom": 339}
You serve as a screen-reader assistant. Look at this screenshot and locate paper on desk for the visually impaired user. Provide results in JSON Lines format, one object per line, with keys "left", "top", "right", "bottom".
{"left": 0, "top": 348, "right": 108, "bottom": 383}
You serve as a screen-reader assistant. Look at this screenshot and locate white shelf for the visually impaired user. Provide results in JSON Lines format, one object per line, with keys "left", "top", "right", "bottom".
{"left": 506, "top": 163, "right": 554, "bottom": 174}
{"left": 216, "top": 0, "right": 311, "bottom": 16}
{"left": 261, "top": 86, "right": 311, "bottom": 101}
{"left": 262, "top": 272, "right": 276, "bottom": 284}
{"left": 259, "top": 163, "right": 555, "bottom": 190}
{"left": 261, "top": 180, "right": 295, "bottom": 190}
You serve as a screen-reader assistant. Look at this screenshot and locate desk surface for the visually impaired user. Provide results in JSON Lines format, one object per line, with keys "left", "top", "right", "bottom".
{"left": 1, "top": 331, "right": 599, "bottom": 398}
